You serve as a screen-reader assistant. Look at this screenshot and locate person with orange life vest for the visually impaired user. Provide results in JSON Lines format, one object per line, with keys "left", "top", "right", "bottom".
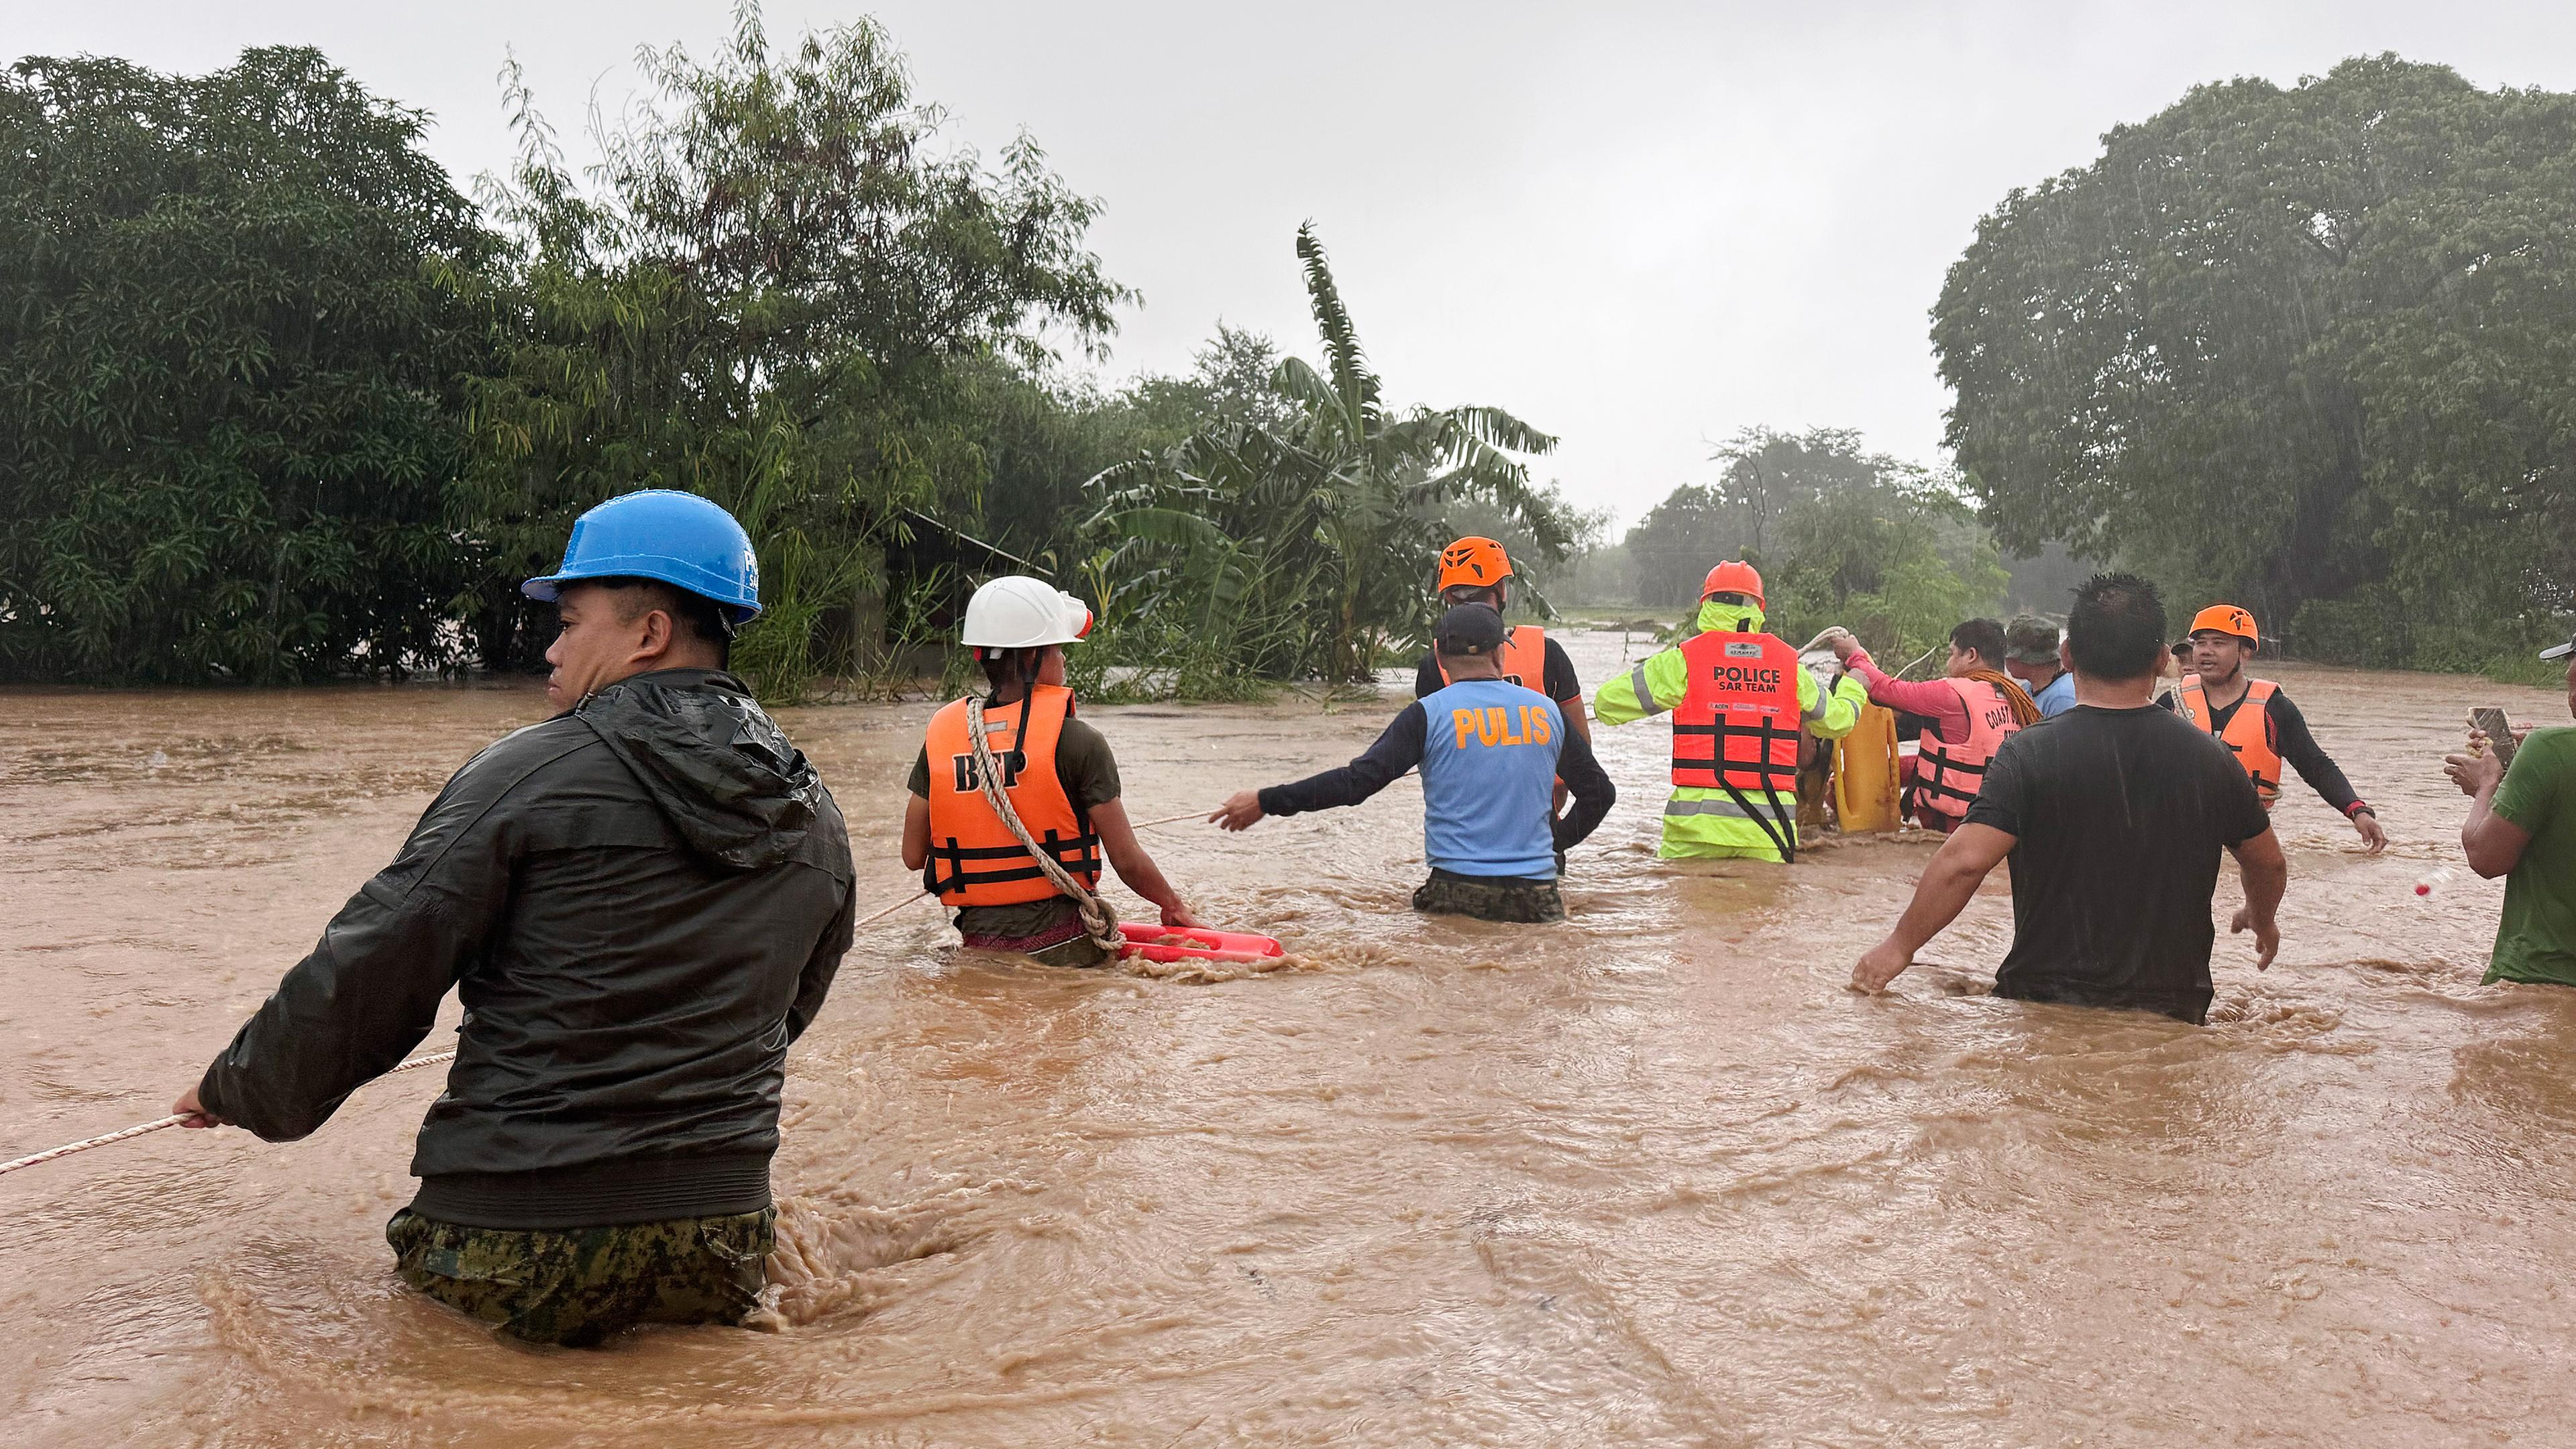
{"left": 1210, "top": 604, "right": 1615, "bottom": 922}
{"left": 2160, "top": 604, "right": 2387, "bottom": 854}
{"left": 1821, "top": 618, "right": 2039, "bottom": 833}
{"left": 1594, "top": 561, "right": 1868, "bottom": 862}
{"left": 902, "top": 576, "right": 1199, "bottom": 967}
{"left": 1416, "top": 536, "right": 1591, "bottom": 826}
{"left": 1415, "top": 537, "right": 1589, "bottom": 731}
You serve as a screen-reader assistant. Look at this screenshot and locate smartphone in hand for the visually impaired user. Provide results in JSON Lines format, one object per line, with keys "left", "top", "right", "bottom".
{"left": 2473, "top": 707, "right": 2518, "bottom": 771}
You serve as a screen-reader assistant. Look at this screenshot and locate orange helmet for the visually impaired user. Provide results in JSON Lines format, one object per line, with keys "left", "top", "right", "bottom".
{"left": 1701, "top": 560, "right": 1765, "bottom": 607}
{"left": 2188, "top": 604, "right": 2259, "bottom": 643}
{"left": 1436, "top": 536, "right": 1514, "bottom": 594}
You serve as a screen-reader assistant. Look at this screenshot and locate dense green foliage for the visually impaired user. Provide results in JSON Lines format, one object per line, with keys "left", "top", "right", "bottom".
{"left": 0, "top": 48, "right": 497, "bottom": 682}
{"left": 1935, "top": 56, "right": 2576, "bottom": 675}
{"left": 18, "top": 28, "right": 2566, "bottom": 692}
{"left": 1081, "top": 226, "right": 1571, "bottom": 686}
{"left": 973, "top": 325, "right": 1295, "bottom": 574}
{"left": 1621, "top": 429, "right": 2006, "bottom": 661}
{"left": 463, "top": 11, "right": 1126, "bottom": 696}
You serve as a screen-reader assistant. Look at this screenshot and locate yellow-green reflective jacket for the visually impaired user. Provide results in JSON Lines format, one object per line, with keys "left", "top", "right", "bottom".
{"left": 1593, "top": 602, "right": 1866, "bottom": 861}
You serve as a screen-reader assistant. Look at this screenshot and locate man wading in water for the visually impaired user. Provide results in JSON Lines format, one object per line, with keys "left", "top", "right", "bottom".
{"left": 172, "top": 491, "right": 857, "bottom": 1346}
{"left": 2165, "top": 603, "right": 2389, "bottom": 855}
{"left": 1413, "top": 535, "right": 1593, "bottom": 828}
{"left": 903, "top": 575, "right": 1199, "bottom": 962}
{"left": 1851, "top": 573, "right": 2288, "bottom": 1024}
{"left": 1823, "top": 616, "right": 2038, "bottom": 835}
{"left": 1210, "top": 605, "right": 1615, "bottom": 922}
{"left": 1593, "top": 560, "right": 1867, "bottom": 863}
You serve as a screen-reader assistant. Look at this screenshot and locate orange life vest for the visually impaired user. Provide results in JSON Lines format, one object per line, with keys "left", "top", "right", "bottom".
{"left": 2177, "top": 674, "right": 2281, "bottom": 808}
{"left": 922, "top": 684, "right": 1102, "bottom": 906}
{"left": 1913, "top": 676, "right": 2019, "bottom": 823}
{"left": 1439, "top": 623, "right": 1548, "bottom": 692}
{"left": 1670, "top": 628, "right": 1804, "bottom": 798}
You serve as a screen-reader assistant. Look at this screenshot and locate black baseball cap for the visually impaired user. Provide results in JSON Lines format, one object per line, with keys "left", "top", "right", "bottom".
{"left": 1434, "top": 603, "right": 1507, "bottom": 655}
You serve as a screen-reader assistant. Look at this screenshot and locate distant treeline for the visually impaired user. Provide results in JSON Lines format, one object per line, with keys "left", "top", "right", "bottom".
{"left": 3, "top": 27, "right": 2567, "bottom": 690}
{"left": 0, "top": 10, "right": 1570, "bottom": 694}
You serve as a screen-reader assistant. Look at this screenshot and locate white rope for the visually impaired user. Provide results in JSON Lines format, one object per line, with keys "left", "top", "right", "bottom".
{"left": 0, "top": 794, "right": 1209, "bottom": 1182}
{"left": 967, "top": 694, "right": 1124, "bottom": 955}
{"left": 855, "top": 891, "right": 932, "bottom": 930}
{"left": 0, "top": 1046, "right": 458, "bottom": 1179}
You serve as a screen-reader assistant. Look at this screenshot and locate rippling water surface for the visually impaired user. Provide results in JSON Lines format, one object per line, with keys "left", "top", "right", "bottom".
{"left": 4, "top": 634, "right": 2571, "bottom": 1447}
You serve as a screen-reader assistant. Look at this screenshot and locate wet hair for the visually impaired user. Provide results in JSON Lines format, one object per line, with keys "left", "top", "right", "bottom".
{"left": 1950, "top": 618, "right": 2006, "bottom": 666}
{"left": 589, "top": 577, "right": 733, "bottom": 665}
{"left": 2066, "top": 572, "right": 2168, "bottom": 680}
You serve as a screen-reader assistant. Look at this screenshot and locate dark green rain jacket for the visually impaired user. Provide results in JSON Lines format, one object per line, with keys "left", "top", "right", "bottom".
{"left": 198, "top": 669, "right": 856, "bottom": 1229}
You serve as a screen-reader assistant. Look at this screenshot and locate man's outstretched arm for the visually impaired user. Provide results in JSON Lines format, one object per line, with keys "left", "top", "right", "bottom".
{"left": 1211, "top": 704, "right": 1427, "bottom": 830}
{"left": 2267, "top": 692, "right": 2384, "bottom": 853}
{"left": 1851, "top": 822, "right": 2017, "bottom": 992}
{"left": 174, "top": 743, "right": 545, "bottom": 1136}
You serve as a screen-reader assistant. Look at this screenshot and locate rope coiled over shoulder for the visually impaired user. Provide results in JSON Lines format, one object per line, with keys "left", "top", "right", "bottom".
{"left": 965, "top": 694, "right": 1124, "bottom": 957}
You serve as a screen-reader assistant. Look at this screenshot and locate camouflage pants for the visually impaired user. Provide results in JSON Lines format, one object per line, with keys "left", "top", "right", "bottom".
{"left": 1412, "top": 870, "right": 1566, "bottom": 924}
{"left": 386, "top": 1207, "right": 773, "bottom": 1347}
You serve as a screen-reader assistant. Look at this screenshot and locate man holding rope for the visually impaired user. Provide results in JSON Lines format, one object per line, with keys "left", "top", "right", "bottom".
{"left": 171, "top": 491, "right": 857, "bottom": 1347}
{"left": 903, "top": 576, "right": 1199, "bottom": 965}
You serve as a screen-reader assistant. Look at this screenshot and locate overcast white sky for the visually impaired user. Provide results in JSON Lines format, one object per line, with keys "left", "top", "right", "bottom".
{"left": 19, "top": 2, "right": 2576, "bottom": 531}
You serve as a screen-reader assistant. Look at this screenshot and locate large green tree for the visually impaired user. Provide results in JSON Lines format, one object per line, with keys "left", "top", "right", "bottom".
{"left": 1623, "top": 427, "right": 2005, "bottom": 660}
{"left": 1084, "top": 225, "right": 1569, "bottom": 684}
{"left": 0, "top": 48, "right": 497, "bottom": 682}
{"left": 1935, "top": 56, "right": 2576, "bottom": 669}
{"left": 462, "top": 5, "right": 1125, "bottom": 694}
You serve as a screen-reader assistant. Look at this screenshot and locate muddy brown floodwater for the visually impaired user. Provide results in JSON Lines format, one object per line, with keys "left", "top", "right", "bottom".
{"left": 5, "top": 633, "right": 2574, "bottom": 1447}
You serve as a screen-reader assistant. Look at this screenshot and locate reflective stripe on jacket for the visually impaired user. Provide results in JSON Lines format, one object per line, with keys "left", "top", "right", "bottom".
{"left": 1670, "top": 630, "right": 1805, "bottom": 798}
{"left": 1594, "top": 610, "right": 1865, "bottom": 862}
{"left": 922, "top": 685, "right": 1102, "bottom": 904}
{"left": 2177, "top": 675, "right": 2282, "bottom": 808}
{"left": 1913, "top": 676, "right": 2019, "bottom": 822}
{"left": 1665, "top": 628, "right": 1812, "bottom": 862}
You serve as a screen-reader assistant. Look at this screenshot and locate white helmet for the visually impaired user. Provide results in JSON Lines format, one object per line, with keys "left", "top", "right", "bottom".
{"left": 961, "top": 575, "right": 1093, "bottom": 651}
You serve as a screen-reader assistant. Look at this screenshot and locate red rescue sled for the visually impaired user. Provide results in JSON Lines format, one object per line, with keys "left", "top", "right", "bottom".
{"left": 1116, "top": 922, "right": 1285, "bottom": 965}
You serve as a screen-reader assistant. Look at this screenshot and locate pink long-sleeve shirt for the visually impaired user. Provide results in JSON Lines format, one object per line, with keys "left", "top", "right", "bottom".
{"left": 1845, "top": 650, "right": 1971, "bottom": 744}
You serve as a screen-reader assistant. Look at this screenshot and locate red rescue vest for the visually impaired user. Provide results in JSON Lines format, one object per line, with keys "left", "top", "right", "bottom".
{"left": 922, "top": 685, "right": 1102, "bottom": 906}
{"left": 2177, "top": 675, "right": 2282, "bottom": 808}
{"left": 1913, "top": 676, "right": 2019, "bottom": 823}
{"left": 1670, "top": 629, "right": 1805, "bottom": 800}
{"left": 1439, "top": 623, "right": 1548, "bottom": 692}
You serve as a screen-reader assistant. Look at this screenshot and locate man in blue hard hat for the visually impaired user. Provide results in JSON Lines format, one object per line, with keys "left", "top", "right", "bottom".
{"left": 168, "top": 490, "right": 858, "bottom": 1346}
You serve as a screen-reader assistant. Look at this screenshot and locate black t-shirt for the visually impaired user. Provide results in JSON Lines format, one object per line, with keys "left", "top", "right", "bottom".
{"left": 1413, "top": 635, "right": 1582, "bottom": 704}
{"left": 1964, "top": 704, "right": 2271, "bottom": 1024}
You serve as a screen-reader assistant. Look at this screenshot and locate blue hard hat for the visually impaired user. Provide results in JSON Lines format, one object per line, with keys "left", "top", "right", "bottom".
{"left": 522, "top": 490, "right": 761, "bottom": 623}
